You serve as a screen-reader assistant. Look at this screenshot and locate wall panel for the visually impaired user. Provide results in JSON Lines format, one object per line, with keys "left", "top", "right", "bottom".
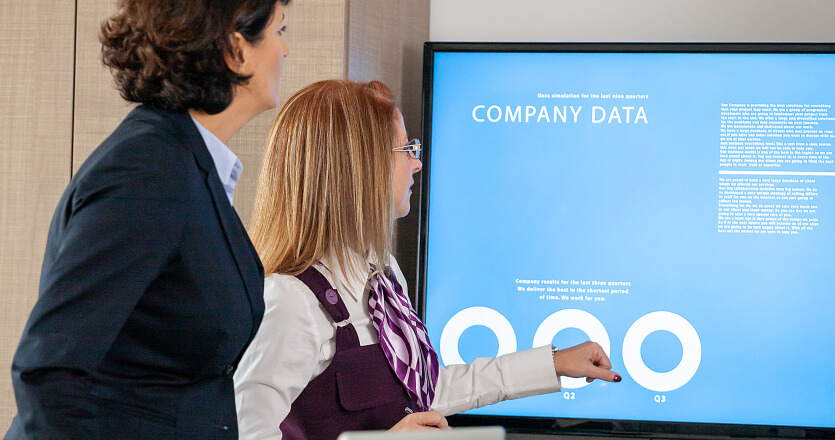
{"left": 0, "top": 0, "right": 76, "bottom": 431}
{"left": 73, "top": 0, "right": 133, "bottom": 172}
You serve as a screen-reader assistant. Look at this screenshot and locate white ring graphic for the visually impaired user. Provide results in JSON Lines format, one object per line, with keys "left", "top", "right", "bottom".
{"left": 532, "top": 309, "right": 611, "bottom": 389}
{"left": 439, "top": 307, "right": 517, "bottom": 365}
{"left": 622, "top": 311, "right": 701, "bottom": 392}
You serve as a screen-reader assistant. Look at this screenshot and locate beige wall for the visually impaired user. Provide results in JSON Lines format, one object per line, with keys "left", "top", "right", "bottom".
{"left": 0, "top": 0, "right": 77, "bottom": 427}
{"left": 0, "top": 0, "right": 429, "bottom": 431}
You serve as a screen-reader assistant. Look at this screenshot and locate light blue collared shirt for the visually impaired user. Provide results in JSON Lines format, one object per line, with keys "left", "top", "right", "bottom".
{"left": 191, "top": 117, "right": 243, "bottom": 206}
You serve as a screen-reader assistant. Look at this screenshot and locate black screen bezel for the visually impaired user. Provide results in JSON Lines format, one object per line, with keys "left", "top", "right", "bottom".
{"left": 415, "top": 42, "right": 835, "bottom": 439}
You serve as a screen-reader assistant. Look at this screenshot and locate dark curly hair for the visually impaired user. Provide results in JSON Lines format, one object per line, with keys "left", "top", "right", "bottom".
{"left": 101, "top": 0, "right": 291, "bottom": 114}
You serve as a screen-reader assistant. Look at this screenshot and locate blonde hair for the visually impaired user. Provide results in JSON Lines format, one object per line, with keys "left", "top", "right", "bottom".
{"left": 249, "top": 80, "right": 399, "bottom": 279}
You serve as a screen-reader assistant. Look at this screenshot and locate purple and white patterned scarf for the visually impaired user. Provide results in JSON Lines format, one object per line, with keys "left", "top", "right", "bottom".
{"left": 368, "top": 267, "right": 439, "bottom": 411}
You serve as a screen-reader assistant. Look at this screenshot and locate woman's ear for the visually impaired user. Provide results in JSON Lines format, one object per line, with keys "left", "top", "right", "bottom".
{"left": 224, "top": 32, "right": 248, "bottom": 75}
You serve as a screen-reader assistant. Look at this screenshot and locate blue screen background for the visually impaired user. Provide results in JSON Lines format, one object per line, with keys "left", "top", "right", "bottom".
{"left": 422, "top": 51, "right": 835, "bottom": 428}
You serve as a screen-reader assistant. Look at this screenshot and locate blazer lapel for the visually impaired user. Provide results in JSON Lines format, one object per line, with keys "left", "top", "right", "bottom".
{"left": 172, "top": 112, "right": 265, "bottom": 338}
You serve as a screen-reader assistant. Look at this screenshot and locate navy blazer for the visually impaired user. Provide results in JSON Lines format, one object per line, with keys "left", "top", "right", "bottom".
{"left": 6, "top": 106, "right": 265, "bottom": 439}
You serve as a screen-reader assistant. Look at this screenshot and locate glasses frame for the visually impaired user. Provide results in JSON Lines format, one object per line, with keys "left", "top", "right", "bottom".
{"left": 392, "top": 139, "right": 422, "bottom": 159}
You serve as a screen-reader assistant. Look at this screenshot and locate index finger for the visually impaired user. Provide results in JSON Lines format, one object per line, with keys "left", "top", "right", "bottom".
{"left": 586, "top": 367, "right": 622, "bottom": 383}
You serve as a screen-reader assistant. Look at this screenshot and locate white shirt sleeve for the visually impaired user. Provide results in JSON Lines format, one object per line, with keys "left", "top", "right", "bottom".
{"left": 234, "top": 275, "right": 322, "bottom": 440}
{"left": 235, "top": 257, "right": 563, "bottom": 436}
{"left": 385, "top": 259, "right": 562, "bottom": 416}
{"left": 430, "top": 345, "right": 561, "bottom": 416}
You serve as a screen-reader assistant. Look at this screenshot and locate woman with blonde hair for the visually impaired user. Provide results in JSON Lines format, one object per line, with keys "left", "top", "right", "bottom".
{"left": 235, "top": 80, "right": 621, "bottom": 440}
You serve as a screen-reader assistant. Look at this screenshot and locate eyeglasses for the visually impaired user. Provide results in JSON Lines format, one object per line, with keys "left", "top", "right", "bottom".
{"left": 392, "top": 139, "right": 422, "bottom": 159}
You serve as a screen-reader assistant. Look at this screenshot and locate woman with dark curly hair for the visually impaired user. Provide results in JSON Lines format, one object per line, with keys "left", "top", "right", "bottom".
{"left": 6, "top": 0, "right": 290, "bottom": 438}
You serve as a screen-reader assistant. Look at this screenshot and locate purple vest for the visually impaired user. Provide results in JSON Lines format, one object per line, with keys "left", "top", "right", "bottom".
{"left": 280, "top": 267, "right": 419, "bottom": 440}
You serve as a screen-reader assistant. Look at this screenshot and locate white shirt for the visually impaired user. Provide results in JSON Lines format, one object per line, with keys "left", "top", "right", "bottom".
{"left": 191, "top": 117, "right": 243, "bottom": 206}
{"left": 234, "top": 252, "right": 560, "bottom": 440}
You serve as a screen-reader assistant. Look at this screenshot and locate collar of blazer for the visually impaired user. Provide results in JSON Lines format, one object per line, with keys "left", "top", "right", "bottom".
{"left": 162, "top": 107, "right": 265, "bottom": 348}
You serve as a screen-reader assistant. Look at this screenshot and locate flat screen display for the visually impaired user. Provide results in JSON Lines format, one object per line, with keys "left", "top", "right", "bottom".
{"left": 417, "top": 43, "right": 835, "bottom": 434}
